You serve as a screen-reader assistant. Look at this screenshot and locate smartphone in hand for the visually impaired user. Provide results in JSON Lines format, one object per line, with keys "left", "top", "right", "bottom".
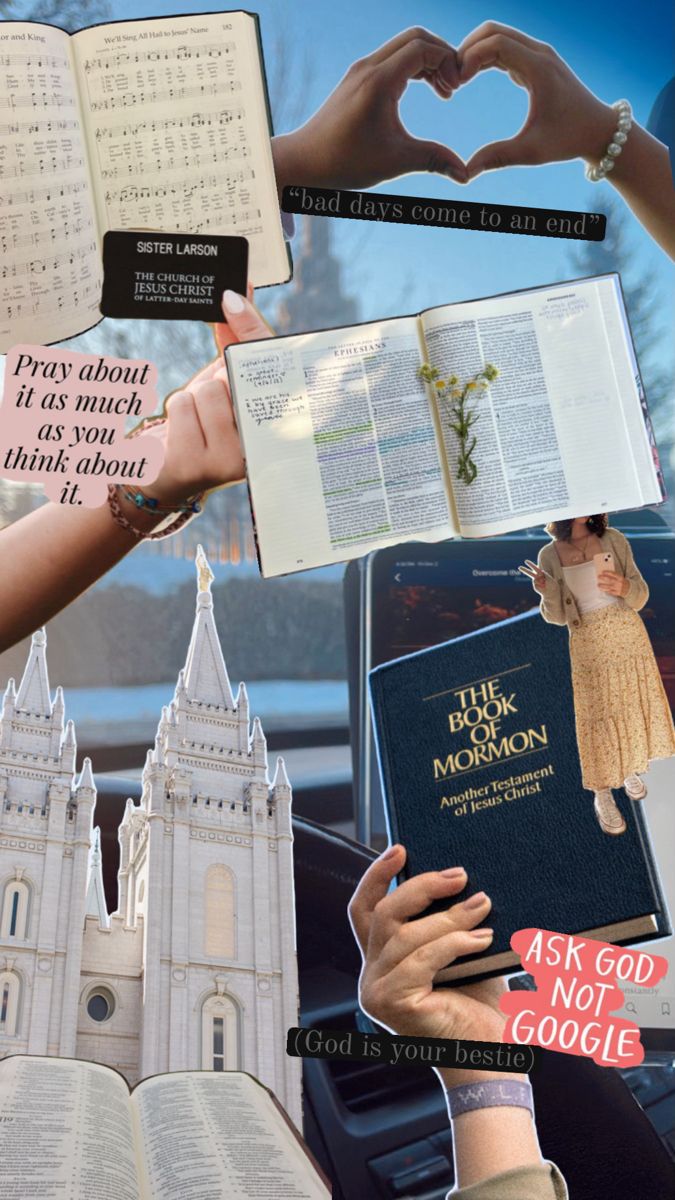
{"left": 594, "top": 551, "right": 615, "bottom": 576}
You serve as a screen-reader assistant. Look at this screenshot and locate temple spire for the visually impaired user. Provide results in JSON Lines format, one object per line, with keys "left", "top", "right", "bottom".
{"left": 52, "top": 686, "right": 65, "bottom": 724}
{"left": 250, "top": 716, "right": 267, "bottom": 774}
{"left": 76, "top": 756, "right": 95, "bottom": 792}
{"left": 85, "top": 828, "right": 110, "bottom": 928}
{"left": 16, "top": 628, "right": 52, "bottom": 714}
{"left": 1, "top": 677, "right": 16, "bottom": 715}
{"left": 181, "top": 547, "right": 234, "bottom": 708}
{"left": 272, "top": 756, "right": 291, "bottom": 789}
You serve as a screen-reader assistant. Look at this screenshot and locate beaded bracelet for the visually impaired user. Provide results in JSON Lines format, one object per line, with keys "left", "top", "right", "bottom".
{"left": 585, "top": 100, "right": 632, "bottom": 182}
{"left": 106, "top": 484, "right": 204, "bottom": 541}
{"left": 120, "top": 485, "right": 202, "bottom": 517}
{"left": 445, "top": 1079, "right": 534, "bottom": 1119}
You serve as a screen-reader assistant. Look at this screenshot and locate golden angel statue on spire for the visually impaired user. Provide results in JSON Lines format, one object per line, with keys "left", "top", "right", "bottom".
{"left": 195, "top": 544, "right": 214, "bottom": 594}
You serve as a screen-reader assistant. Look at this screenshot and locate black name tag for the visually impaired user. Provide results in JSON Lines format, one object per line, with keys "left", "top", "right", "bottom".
{"left": 100, "top": 231, "right": 249, "bottom": 321}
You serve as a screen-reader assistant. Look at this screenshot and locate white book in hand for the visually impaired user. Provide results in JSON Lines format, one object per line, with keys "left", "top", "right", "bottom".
{"left": 225, "top": 273, "right": 663, "bottom": 578}
{"left": 0, "top": 12, "right": 290, "bottom": 352}
{"left": 0, "top": 1055, "right": 331, "bottom": 1199}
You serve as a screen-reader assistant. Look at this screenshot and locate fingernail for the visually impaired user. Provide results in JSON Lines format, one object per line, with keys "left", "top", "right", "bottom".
{"left": 381, "top": 845, "right": 400, "bottom": 861}
{"left": 440, "top": 866, "right": 466, "bottom": 879}
{"left": 463, "top": 891, "right": 488, "bottom": 910}
{"left": 223, "top": 289, "right": 245, "bottom": 313}
{"left": 469, "top": 927, "right": 493, "bottom": 939}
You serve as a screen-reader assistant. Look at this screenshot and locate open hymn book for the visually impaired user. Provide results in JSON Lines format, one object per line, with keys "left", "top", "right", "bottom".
{"left": 0, "top": 12, "right": 290, "bottom": 352}
{"left": 226, "top": 274, "right": 663, "bottom": 578}
{"left": 0, "top": 1056, "right": 331, "bottom": 1199}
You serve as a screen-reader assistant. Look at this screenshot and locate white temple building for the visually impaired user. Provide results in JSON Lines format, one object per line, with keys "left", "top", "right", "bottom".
{"left": 0, "top": 549, "right": 302, "bottom": 1126}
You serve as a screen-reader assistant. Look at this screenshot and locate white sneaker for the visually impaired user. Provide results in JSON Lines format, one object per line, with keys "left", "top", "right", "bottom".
{"left": 624, "top": 773, "right": 647, "bottom": 800}
{"left": 594, "top": 790, "right": 627, "bottom": 836}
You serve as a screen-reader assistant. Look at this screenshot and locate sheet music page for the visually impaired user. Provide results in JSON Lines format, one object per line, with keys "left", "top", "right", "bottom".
{"left": 72, "top": 13, "right": 288, "bottom": 287}
{"left": 133, "top": 1071, "right": 330, "bottom": 1199}
{"left": 0, "top": 23, "right": 102, "bottom": 352}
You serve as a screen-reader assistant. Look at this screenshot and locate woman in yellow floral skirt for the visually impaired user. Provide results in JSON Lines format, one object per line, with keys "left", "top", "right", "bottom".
{"left": 520, "top": 515, "right": 675, "bottom": 835}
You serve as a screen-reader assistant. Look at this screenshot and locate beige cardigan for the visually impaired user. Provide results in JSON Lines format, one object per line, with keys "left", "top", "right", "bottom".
{"left": 536, "top": 528, "right": 649, "bottom": 631}
{"left": 453, "top": 1162, "right": 567, "bottom": 1199}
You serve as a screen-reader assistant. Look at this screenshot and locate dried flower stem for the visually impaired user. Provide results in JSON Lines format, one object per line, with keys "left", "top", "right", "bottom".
{"left": 418, "top": 362, "right": 499, "bottom": 486}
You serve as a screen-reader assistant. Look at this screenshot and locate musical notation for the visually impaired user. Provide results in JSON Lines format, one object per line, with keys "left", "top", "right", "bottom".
{"left": 103, "top": 172, "right": 256, "bottom": 208}
{"left": 92, "top": 107, "right": 245, "bottom": 141}
{"left": 1, "top": 21, "right": 276, "bottom": 346}
{"left": 0, "top": 178, "right": 89, "bottom": 209}
{"left": 0, "top": 45, "right": 103, "bottom": 348}
{"left": 0, "top": 117, "right": 80, "bottom": 137}
{"left": 89, "top": 80, "right": 240, "bottom": 112}
{"left": 0, "top": 155, "right": 85, "bottom": 181}
{"left": 83, "top": 25, "right": 269, "bottom": 251}
{"left": 0, "top": 52, "right": 69, "bottom": 70}
{"left": 81, "top": 42, "right": 236, "bottom": 72}
{"left": 1, "top": 279, "right": 99, "bottom": 325}
{"left": 105, "top": 205, "right": 262, "bottom": 234}
{"left": 0, "top": 218, "right": 94, "bottom": 256}
{"left": 99, "top": 150, "right": 252, "bottom": 181}
{"left": 0, "top": 92, "right": 76, "bottom": 111}
{"left": 185, "top": 211, "right": 262, "bottom": 235}
{"left": 0, "top": 240, "right": 98, "bottom": 280}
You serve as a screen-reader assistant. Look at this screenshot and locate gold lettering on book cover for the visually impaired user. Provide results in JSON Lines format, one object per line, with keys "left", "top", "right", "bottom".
{"left": 431, "top": 668, "right": 550, "bottom": 797}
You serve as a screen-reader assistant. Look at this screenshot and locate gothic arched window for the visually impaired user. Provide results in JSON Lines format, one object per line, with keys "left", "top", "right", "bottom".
{"left": 201, "top": 993, "right": 239, "bottom": 1072}
{"left": 1, "top": 878, "right": 30, "bottom": 940}
{"left": 0, "top": 970, "right": 20, "bottom": 1036}
{"left": 204, "top": 865, "right": 235, "bottom": 960}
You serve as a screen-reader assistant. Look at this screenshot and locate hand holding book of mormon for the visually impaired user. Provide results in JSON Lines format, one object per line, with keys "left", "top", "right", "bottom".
{"left": 0, "top": 11, "right": 289, "bottom": 351}
{"left": 225, "top": 274, "right": 663, "bottom": 577}
{"left": 368, "top": 611, "right": 670, "bottom": 986}
{"left": 0, "top": 1056, "right": 330, "bottom": 1199}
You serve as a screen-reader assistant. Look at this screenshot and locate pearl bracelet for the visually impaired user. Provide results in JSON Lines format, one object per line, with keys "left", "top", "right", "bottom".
{"left": 585, "top": 100, "right": 633, "bottom": 182}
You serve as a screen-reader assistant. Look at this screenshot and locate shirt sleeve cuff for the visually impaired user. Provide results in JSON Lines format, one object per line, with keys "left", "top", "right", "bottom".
{"left": 450, "top": 1162, "right": 568, "bottom": 1200}
{"left": 624, "top": 576, "right": 648, "bottom": 609}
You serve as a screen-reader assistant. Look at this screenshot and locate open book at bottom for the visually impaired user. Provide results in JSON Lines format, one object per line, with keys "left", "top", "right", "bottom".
{"left": 0, "top": 1056, "right": 331, "bottom": 1199}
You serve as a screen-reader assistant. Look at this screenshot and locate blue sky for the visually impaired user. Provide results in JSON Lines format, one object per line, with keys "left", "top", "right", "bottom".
{"left": 2, "top": 0, "right": 673, "bottom": 609}
{"left": 86, "top": 0, "right": 674, "bottom": 346}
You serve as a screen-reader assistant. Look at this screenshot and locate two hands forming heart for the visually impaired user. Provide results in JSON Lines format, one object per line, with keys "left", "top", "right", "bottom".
{"left": 272, "top": 22, "right": 620, "bottom": 191}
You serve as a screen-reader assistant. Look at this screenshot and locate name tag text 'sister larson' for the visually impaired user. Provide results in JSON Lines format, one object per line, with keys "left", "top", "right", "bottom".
{"left": 136, "top": 240, "right": 219, "bottom": 257}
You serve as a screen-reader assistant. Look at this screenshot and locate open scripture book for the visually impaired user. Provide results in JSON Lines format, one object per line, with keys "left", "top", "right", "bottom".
{"left": 0, "top": 1056, "right": 331, "bottom": 1199}
{"left": 225, "top": 273, "right": 663, "bottom": 577}
{"left": 0, "top": 12, "right": 290, "bottom": 351}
